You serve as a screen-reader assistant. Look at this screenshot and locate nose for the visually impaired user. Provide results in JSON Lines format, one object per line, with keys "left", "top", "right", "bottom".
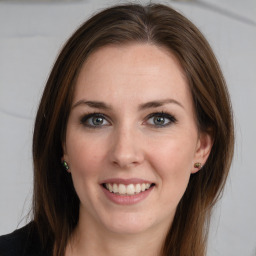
{"left": 109, "top": 125, "right": 144, "bottom": 169}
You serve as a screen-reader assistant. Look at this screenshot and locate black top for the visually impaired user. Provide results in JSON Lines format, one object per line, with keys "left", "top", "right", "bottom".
{"left": 0, "top": 223, "right": 50, "bottom": 256}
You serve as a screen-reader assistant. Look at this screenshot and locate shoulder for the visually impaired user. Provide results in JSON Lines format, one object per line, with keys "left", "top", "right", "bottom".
{"left": 0, "top": 222, "right": 48, "bottom": 256}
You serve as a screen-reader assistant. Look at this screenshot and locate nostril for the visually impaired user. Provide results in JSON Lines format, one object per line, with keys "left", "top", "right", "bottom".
{"left": 109, "top": 135, "right": 144, "bottom": 168}
{"left": 111, "top": 158, "right": 141, "bottom": 169}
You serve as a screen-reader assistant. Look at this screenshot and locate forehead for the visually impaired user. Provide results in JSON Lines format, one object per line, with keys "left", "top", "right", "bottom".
{"left": 79, "top": 43, "right": 185, "bottom": 79}
{"left": 73, "top": 43, "right": 192, "bottom": 109}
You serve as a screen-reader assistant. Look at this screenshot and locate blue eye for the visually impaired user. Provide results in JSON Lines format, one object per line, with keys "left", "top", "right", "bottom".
{"left": 81, "top": 113, "right": 110, "bottom": 128}
{"left": 147, "top": 112, "right": 176, "bottom": 127}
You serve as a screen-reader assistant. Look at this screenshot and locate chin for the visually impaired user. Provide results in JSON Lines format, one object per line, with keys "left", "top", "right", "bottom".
{"left": 100, "top": 211, "right": 157, "bottom": 235}
{"left": 107, "top": 222, "right": 150, "bottom": 235}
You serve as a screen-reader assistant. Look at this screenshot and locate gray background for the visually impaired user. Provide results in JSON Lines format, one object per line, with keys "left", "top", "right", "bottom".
{"left": 0, "top": 0, "right": 255, "bottom": 255}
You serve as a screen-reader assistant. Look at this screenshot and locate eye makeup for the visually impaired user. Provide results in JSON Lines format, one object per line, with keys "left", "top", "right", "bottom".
{"left": 80, "top": 112, "right": 111, "bottom": 128}
{"left": 79, "top": 110, "right": 177, "bottom": 130}
{"left": 144, "top": 111, "right": 177, "bottom": 128}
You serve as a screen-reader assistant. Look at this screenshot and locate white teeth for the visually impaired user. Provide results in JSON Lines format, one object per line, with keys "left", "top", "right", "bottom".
{"left": 119, "top": 184, "right": 126, "bottom": 195}
{"left": 126, "top": 184, "right": 135, "bottom": 195}
{"left": 135, "top": 184, "right": 141, "bottom": 193}
{"left": 113, "top": 183, "right": 118, "bottom": 193}
{"left": 104, "top": 183, "right": 152, "bottom": 195}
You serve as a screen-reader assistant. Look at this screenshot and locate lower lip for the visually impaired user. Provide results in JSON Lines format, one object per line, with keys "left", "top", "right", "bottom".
{"left": 101, "top": 185, "right": 154, "bottom": 205}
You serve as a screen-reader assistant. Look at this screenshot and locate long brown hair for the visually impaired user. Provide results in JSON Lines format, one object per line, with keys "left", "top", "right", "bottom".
{"left": 32, "top": 3, "right": 234, "bottom": 256}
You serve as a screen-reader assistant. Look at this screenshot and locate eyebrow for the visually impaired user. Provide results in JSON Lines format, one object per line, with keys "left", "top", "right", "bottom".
{"left": 72, "top": 98, "right": 184, "bottom": 110}
{"left": 72, "top": 100, "right": 112, "bottom": 110}
{"left": 138, "top": 99, "right": 184, "bottom": 110}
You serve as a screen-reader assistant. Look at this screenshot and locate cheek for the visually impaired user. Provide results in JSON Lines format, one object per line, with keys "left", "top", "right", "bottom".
{"left": 148, "top": 135, "right": 196, "bottom": 197}
{"left": 66, "top": 134, "right": 106, "bottom": 179}
{"left": 66, "top": 136, "right": 107, "bottom": 205}
{"left": 149, "top": 135, "right": 196, "bottom": 173}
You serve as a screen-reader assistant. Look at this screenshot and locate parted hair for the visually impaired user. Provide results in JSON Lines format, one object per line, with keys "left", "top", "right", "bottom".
{"left": 32, "top": 3, "right": 234, "bottom": 256}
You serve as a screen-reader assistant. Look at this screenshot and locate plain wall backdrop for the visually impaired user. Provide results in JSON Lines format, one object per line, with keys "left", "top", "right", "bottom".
{"left": 0, "top": 0, "right": 256, "bottom": 255}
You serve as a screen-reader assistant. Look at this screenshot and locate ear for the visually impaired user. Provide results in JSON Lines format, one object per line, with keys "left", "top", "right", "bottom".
{"left": 62, "top": 141, "right": 69, "bottom": 162}
{"left": 192, "top": 132, "right": 213, "bottom": 174}
{"left": 61, "top": 142, "right": 71, "bottom": 172}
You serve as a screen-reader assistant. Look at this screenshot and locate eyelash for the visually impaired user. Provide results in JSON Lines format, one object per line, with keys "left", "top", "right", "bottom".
{"left": 80, "top": 111, "right": 177, "bottom": 129}
{"left": 80, "top": 112, "right": 110, "bottom": 128}
{"left": 145, "top": 111, "right": 177, "bottom": 128}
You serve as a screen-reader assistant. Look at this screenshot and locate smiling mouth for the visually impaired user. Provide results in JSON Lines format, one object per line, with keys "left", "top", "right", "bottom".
{"left": 103, "top": 183, "right": 155, "bottom": 196}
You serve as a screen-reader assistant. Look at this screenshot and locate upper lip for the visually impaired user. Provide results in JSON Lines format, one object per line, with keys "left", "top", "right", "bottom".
{"left": 100, "top": 178, "right": 155, "bottom": 185}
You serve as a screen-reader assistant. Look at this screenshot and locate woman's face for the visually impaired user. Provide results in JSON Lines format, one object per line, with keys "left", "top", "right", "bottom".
{"left": 63, "top": 43, "right": 211, "bottom": 236}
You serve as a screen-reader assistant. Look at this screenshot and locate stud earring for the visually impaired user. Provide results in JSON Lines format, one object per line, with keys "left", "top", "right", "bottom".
{"left": 62, "top": 160, "right": 69, "bottom": 171}
{"left": 194, "top": 162, "right": 202, "bottom": 169}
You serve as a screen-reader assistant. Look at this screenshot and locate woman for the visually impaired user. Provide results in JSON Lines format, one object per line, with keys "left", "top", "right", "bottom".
{"left": 0, "top": 3, "right": 234, "bottom": 256}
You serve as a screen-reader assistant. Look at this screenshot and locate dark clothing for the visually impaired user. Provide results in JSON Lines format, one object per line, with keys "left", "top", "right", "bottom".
{"left": 0, "top": 223, "right": 50, "bottom": 256}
